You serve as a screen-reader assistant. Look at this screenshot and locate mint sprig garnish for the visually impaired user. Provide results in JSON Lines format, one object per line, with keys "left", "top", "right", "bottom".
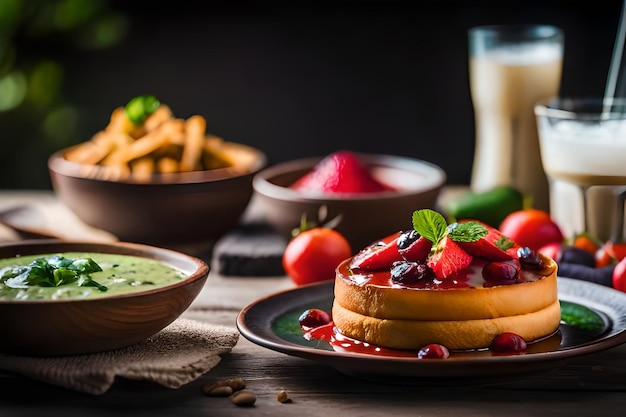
{"left": 412, "top": 209, "right": 448, "bottom": 246}
{"left": 412, "top": 209, "right": 487, "bottom": 245}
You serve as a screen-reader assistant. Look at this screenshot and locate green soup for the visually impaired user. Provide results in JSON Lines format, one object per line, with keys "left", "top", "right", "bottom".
{"left": 0, "top": 252, "right": 188, "bottom": 301}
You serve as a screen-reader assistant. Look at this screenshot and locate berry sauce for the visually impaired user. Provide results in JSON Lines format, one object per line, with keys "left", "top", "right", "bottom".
{"left": 340, "top": 257, "right": 543, "bottom": 290}
{"left": 299, "top": 312, "right": 560, "bottom": 358}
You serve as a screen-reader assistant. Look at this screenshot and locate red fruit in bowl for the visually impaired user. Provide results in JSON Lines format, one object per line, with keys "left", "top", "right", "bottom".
{"left": 290, "top": 150, "right": 394, "bottom": 194}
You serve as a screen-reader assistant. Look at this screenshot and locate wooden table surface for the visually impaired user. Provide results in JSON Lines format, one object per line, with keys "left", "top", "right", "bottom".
{"left": 1, "top": 190, "right": 626, "bottom": 417}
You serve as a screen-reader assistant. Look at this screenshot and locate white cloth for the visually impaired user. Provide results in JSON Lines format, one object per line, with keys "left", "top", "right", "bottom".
{"left": 0, "top": 318, "right": 239, "bottom": 395}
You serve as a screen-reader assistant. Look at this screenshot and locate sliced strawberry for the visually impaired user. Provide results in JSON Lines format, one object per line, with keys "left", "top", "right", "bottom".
{"left": 454, "top": 220, "right": 518, "bottom": 261}
{"left": 427, "top": 236, "right": 473, "bottom": 279}
{"left": 290, "top": 150, "right": 394, "bottom": 194}
{"left": 350, "top": 231, "right": 402, "bottom": 271}
{"left": 399, "top": 234, "right": 432, "bottom": 262}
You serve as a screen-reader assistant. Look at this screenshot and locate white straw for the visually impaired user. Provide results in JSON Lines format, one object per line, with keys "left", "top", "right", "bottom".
{"left": 604, "top": 0, "right": 626, "bottom": 112}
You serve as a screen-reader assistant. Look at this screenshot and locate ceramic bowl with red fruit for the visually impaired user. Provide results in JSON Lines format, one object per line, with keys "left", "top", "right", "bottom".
{"left": 252, "top": 150, "right": 446, "bottom": 251}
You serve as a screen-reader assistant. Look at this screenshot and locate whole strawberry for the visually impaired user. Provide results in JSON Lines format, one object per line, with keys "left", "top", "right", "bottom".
{"left": 290, "top": 150, "right": 394, "bottom": 194}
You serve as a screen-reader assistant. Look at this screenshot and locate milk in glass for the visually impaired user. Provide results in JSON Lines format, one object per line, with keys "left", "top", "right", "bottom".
{"left": 537, "top": 111, "right": 626, "bottom": 240}
{"left": 470, "top": 32, "right": 563, "bottom": 211}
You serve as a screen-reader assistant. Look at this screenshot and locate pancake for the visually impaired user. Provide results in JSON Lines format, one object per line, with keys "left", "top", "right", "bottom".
{"left": 332, "top": 253, "right": 560, "bottom": 351}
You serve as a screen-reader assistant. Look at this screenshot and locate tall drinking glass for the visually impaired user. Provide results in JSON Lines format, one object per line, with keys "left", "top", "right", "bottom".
{"left": 469, "top": 25, "right": 564, "bottom": 211}
{"left": 535, "top": 98, "right": 626, "bottom": 242}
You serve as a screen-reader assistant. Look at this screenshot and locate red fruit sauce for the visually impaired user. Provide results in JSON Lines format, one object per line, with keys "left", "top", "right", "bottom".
{"left": 301, "top": 321, "right": 534, "bottom": 358}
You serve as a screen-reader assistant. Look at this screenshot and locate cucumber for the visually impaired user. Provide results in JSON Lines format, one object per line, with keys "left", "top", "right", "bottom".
{"left": 559, "top": 300, "right": 605, "bottom": 332}
{"left": 445, "top": 186, "right": 524, "bottom": 228}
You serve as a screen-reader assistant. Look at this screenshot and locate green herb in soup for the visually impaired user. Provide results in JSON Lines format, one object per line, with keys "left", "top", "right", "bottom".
{"left": 1, "top": 255, "right": 107, "bottom": 292}
{"left": 0, "top": 252, "right": 187, "bottom": 301}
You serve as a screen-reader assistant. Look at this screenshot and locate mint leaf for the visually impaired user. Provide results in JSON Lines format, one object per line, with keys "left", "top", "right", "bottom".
{"left": 446, "top": 221, "right": 487, "bottom": 243}
{"left": 495, "top": 236, "right": 515, "bottom": 251}
{"left": 412, "top": 209, "right": 448, "bottom": 245}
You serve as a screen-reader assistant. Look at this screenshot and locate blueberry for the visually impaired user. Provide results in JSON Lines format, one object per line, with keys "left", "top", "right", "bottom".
{"left": 391, "top": 261, "right": 434, "bottom": 285}
{"left": 517, "top": 247, "right": 542, "bottom": 270}
{"left": 397, "top": 230, "right": 421, "bottom": 250}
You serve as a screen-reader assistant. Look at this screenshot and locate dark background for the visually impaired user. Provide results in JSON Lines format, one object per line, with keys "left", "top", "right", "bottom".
{"left": 1, "top": 0, "right": 623, "bottom": 189}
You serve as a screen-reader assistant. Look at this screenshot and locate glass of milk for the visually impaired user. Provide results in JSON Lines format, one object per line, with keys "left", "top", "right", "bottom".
{"left": 535, "top": 97, "right": 626, "bottom": 241}
{"left": 469, "top": 25, "right": 564, "bottom": 212}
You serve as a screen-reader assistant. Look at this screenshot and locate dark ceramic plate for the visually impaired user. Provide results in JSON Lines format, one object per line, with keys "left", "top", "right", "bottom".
{"left": 237, "top": 277, "right": 626, "bottom": 384}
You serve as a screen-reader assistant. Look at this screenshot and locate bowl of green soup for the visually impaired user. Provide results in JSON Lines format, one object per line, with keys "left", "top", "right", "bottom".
{"left": 0, "top": 240, "right": 209, "bottom": 356}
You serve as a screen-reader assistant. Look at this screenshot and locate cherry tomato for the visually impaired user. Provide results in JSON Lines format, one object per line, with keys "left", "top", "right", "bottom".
{"left": 612, "top": 256, "right": 626, "bottom": 292}
{"left": 601, "top": 240, "right": 626, "bottom": 262}
{"left": 596, "top": 240, "right": 626, "bottom": 268}
{"left": 595, "top": 246, "right": 615, "bottom": 268}
{"left": 499, "top": 209, "right": 564, "bottom": 251}
{"left": 282, "top": 228, "right": 352, "bottom": 286}
{"left": 573, "top": 233, "right": 601, "bottom": 255}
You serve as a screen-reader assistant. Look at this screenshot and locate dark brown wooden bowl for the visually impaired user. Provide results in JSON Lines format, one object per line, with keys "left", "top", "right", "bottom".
{"left": 253, "top": 153, "right": 447, "bottom": 252}
{"left": 0, "top": 240, "right": 209, "bottom": 356}
{"left": 48, "top": 142, "right": 267, "bottom": 246}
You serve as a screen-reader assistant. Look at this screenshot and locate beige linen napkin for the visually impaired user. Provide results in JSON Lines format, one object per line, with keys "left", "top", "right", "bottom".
{"left": 0, "top": 318, "right": 239, "bottom": 395}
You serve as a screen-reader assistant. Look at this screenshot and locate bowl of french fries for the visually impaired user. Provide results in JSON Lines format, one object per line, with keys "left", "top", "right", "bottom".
{"left": 48, "top": 95, "right": 267, "bottom": 246}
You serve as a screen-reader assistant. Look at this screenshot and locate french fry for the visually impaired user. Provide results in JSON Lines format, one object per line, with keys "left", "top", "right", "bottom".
{"left": 63, "top": 100, "right": 235, "bottom": 180}
{"left": 180, "top": 115, "right": 206, "bottom": 172}
{"left": 152, "top": 143, "right": 183, "bottom": 161}
{"left": 202, "top": 146, "right": 233, "bottom": 170}
{"left": 99, "top": 164, "right": 131, "bottom": 181}
{"left": 161, "top": 118, "right": 186, "bottom": 145}
{"left": 109, "top": 132, "right": 134, "bottom": 151}
{"left": 65, "top": 132, "right": 114, "bottom": 165}
{"left": 131, "top": 157, "right": 155, "bottom": 182}
{"left": 64, "top": 142, "right": 103, "bottom": 165}
{"left": 204, "top": 135, "right": 225, "bottom": 152}
{"left": 203, "top": 135, "right": 236, "bottom": 169}
{"left": 106, "top": 107, "right": 134, "bottom": 135}
{"left": 144, "top": 104, "right": 173, "bottom": 132}
{"left": 157, "top": 156, "right": 180, "bottom": 173}
{"left": 102, "top": 126, "right": 170, "bottom": 166}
